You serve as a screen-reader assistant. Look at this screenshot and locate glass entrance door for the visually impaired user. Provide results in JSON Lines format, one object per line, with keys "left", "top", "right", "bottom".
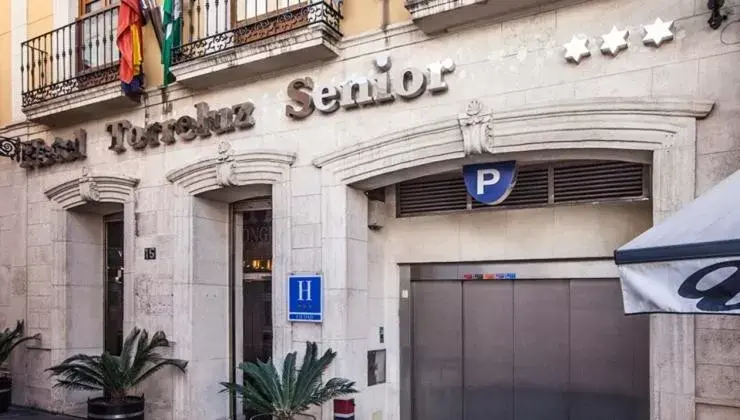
{"left": 230, "top": 199, "right": 273, "bottom": 419}
{"left": 242, "top": 208, "right": 273, "bottom": 365}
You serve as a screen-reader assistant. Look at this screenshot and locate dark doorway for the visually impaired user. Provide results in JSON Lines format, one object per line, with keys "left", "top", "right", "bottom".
{"left": 242, "top": 208, "right": 273, "bottom": 365}
{"left": 104, "top": 213, "right": 124, "bottom": 355}
{"left": 230, "top": 200, "right": 273, "bottom": 420}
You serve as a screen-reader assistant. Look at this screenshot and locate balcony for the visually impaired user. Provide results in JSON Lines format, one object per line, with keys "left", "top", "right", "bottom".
{"left": 21, "top": 5, "right": 139, "bottom": 125}
{"left": 170, "top": 0, "right": 343, "bottom": 89}
{"left": 405, "top": 0, "right": 558, "bottom": 34}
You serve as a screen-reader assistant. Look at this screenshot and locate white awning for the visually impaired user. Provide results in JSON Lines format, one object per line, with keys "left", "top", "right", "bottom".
{"left": 614, "top": 169, "right": 740, "bottom": 315}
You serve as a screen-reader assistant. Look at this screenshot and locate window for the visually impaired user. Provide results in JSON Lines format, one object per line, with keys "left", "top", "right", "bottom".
{"left": 79, "top": 0, "right": 120, "bottom": 16}
{"left": 77, "top": 0, "right": 120, "bottom": 72}
{"left": 233, "top": 0, "right": 305, "bottom": 25}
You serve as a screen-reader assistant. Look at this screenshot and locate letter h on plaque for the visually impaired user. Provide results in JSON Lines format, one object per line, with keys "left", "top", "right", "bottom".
{"left": 288, "top": 275, "right": 322, "bottom": 323}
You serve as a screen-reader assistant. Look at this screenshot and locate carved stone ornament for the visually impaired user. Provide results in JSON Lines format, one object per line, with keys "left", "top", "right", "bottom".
{"left": 459, "top": 99, "right": 493, "bottom": 155}
{"left": 78, "top": 167, "right": 100, "bottom": 202}
{"left": 563, "top": 35, "right": 591, "bottom": 64}
{"left": 600, "top": 26, "right": 629, "bottom": 56}
{"left": 642, "top": 18, "right": 675, "bottom": 48}
{"left": 215, "top": 141, "right": 238, "bottom": 187}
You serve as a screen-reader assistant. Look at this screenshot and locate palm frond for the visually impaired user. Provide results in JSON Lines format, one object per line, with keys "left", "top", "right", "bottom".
{"left": 293, "top": 343, "right": 336, "bottom": 408}
{"left": 291, "top": 343, "right": 321, "bottom": 407}
{"left": 308, "top": 377, "right": 357, "bottom": 406}
{"left": 239, "top": 375, "right": 278, "bottom": 413}
{"left": 221, "top": 342, "right": 356, "bottom": 418}
{"left": 219, "top": 381, "right": 245, "bottom": 395}
{"left": 53, "top": 379, "right": 105, "bottom": 392}
{"left": 132, "top": 358, "right": 188, "bottom": 387}
{"left": 280, "top": 351, "right": 297, "bottom": 411}
{"left": 47, "top": 327, "right": 187, "bottom": 397}
{"left": 241, "top": 360, "right": 284, "bottom": 409}
{"left": 119, "top": 327, "right": 141, "bottom": 371}
{"left": 0, "top": 320, "right": 41, "bottom": 365}
{"left": 46, "top": 360, "right": 106, "bottom": 390}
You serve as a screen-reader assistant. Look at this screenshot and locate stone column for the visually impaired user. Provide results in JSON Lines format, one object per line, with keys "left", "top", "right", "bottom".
{"left": 172, "top": 192, "right": 231, "bottom": 420}
{"left": 0, "top": 164, "right": 28, "bottom": 405}
{"left": 650, "top": 122, "right": 697, "bottom": 420}
{"left": 319, "top": 182, "right": 369, "bottom": 420}
{"left": 272, "top": 176, "right": 294, "bottom": 362}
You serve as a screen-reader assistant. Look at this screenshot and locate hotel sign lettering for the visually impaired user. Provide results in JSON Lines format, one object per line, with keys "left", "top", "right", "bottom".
{"left": 285, "top": 56, "right": 456, "bottom": 119}
{"left": 18, "top": 130, "right": 87, "bottom": 169}
{"left": 106, "top": 101, "right": 256, "bottom": 153}
{"left": 14, "top": 56, "right": 454, "bottom": 169}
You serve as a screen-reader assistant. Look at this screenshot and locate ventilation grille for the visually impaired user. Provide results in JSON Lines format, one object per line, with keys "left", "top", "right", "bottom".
{"left": 397, "top": 161, "right": 648, "bottom": 217}
{"left": 397, "top": 176, "right": 467, "bottom": 215}
{"left": 553, "top": 162, "right": 645, "bottom": 203}
{"left": 471, "top": 167, "right": 549, "bottom": 209}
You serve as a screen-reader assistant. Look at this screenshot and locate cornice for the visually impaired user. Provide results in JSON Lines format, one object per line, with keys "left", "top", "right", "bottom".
{"left": 44, "top": 170, "right": 139, "bottom": 210}
{"left": 313, "top": 97, "right": 715, "bottom": 186}
{"left": 492, "top": 97, "right": 715, "bottom": 121}
{"left": 166, "top": 143, "right": 296, "bottom": 195}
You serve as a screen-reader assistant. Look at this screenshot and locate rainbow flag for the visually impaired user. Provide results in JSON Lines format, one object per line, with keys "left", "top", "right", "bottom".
{"left": 117, "top": 0, "right": 144, "bottom": 96}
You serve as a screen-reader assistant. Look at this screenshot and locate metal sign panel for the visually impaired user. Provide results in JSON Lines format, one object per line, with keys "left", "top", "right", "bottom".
{"left": 463, "top": 161, "right": 518, "bottom": 205}
{"left": 288, "top": 274, "right": 323, "bottom": 322}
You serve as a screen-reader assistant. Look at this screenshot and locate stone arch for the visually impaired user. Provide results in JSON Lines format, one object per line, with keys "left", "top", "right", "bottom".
{"left": 44, "top": 168, "right": 138, "bottom": 210}
{"left": 313, "top": 97, "right": 713, "bottom": 191}
{"left": 166, "top": 141, "right": 296, "bottom": 196}
{"left": 311, "top": 96, "right": 715, "bottom": 420}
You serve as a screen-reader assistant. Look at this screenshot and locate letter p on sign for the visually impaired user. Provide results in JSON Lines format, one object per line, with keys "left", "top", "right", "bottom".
{"left": 463, "top": 161, "right": 518, "bottom": 205}
{"left": 476, "top": 168, "right": 501, "bottom": 195}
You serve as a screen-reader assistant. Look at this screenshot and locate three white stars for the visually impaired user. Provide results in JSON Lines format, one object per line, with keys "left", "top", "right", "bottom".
{"left": 563, "top": 17, "right": 676, "bottom": 63}
{"left": 642, "top": 18, "right": 675, "bottom": 47}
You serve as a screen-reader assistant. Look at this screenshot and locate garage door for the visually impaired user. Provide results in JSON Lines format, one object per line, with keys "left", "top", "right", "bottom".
{"left": 406, "top": 268, "right": 649, "bottom": 420}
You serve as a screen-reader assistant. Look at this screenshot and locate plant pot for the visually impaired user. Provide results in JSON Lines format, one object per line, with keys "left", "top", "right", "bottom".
{"left": 87, "top": 396, "right": 145, "bottom": 420}
{"left": 248, "top": 414, "right": 317, "bottom": 420}
{"left": 0, "top": 375, "right": 11, "bottom": 413}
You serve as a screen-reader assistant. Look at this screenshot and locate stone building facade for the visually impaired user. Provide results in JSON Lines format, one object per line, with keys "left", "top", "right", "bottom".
{"left": 0, "top": 0, "right": 739, "bottom": 419}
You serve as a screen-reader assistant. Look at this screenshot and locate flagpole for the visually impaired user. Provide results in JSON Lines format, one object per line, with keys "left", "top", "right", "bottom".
{"left": 142, "top": 0, "right": 165, "bottom": 50}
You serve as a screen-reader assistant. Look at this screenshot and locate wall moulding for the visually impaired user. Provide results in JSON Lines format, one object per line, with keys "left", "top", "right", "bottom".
{"left": 44, "top": 168, "right": 139, "bottom": 210}
{"left": 166, "top": 141, "right": 297, "bottom": 195}
{"left": 313, "top": 96, "right": 715, "bottom": 187}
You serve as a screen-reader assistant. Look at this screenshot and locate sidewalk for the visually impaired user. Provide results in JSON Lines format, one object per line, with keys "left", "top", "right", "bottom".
{"left": 0, "top": 407, "right": 78, "bottom": 419}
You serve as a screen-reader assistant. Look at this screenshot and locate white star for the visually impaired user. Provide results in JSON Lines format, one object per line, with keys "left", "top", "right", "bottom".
{"left": 600, "top": 26, "right": 629, "bottom": 56}
{"left": 643, "top": 18, "right": 675, "bottom": 47}
{"left": 563, "top": 35, "right": 591, "bottom": 64}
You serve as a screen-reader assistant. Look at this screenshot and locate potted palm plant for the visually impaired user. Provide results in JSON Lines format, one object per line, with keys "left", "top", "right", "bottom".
{"left": 221, "top": 341, "right": 357, "bottom": 420}
{"left": 47, "top": 327, "right": 187, "bottom": 420}
{"left": 0, "top": 320, "right": 41, "bottom": 413}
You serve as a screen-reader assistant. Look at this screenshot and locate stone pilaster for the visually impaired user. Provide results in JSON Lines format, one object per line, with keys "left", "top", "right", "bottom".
{"left": 319, "top": 182, "right": 369, "bottom": 420}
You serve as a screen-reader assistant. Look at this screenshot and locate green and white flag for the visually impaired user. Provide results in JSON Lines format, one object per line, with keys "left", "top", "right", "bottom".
{"left": 162, "top": 0, "right": 181, "bottom": 85}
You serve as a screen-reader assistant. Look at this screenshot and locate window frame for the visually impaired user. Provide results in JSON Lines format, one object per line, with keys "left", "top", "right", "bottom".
{"left": 230, "top": 0, "right": 309, "bottom": 28}
{"left": 78, "top": 0, "right": 119, "bottom": 17}
{"left": 75, "top": 0, "right": 120, "bottom": 76}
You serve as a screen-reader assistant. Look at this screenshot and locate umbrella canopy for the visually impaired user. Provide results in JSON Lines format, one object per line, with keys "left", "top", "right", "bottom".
{"left": 614, "top": 169, "right": 740, "bottom": 315}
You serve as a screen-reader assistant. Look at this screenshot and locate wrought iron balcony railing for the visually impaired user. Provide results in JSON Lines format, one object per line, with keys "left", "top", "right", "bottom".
{"left": 21, "top": 6, "right": 120, "bottom": 108}
{"left": 172, "top": 0, "right": 343, "bottom": 66}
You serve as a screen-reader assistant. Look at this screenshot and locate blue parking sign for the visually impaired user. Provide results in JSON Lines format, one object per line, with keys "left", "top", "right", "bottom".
{"left": 463, "top": 161, "right": 518, "bottom": 205}
{"left": 288, "top": 275, "right": 322, "bottom": 322}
